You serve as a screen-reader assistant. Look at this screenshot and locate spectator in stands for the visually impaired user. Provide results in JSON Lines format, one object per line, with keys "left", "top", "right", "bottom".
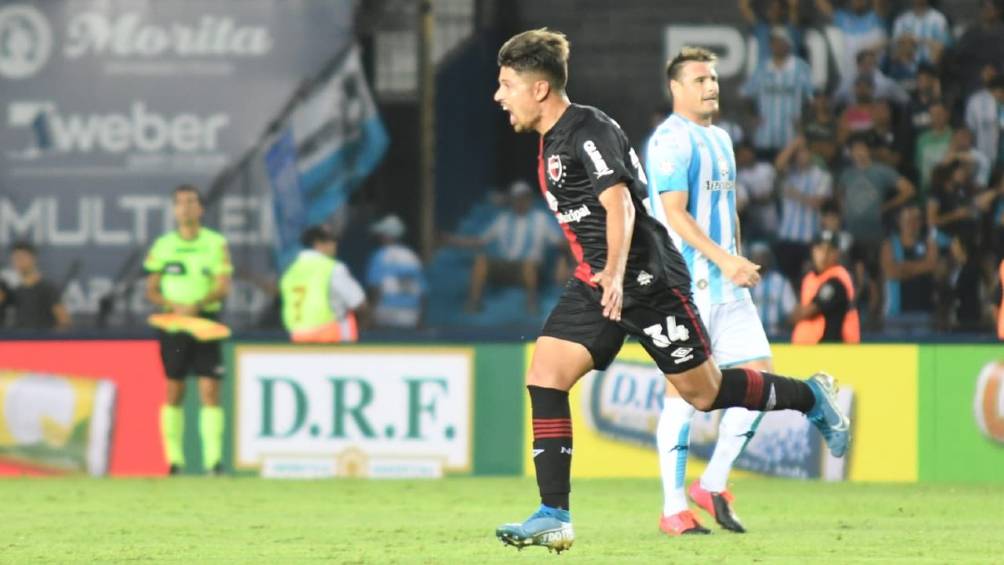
{"left": 906, "top": 62, "right": 941, "bottom": 133}
{"left": 880, "top": 203, "right": 937, "bottom": 332}
{"left": 739, "top": 0, "right": 804, "bottom": 67}
{"left": 837, "top": 76, "right": 878, "bottom": 144}
{"left": 741, "top": 27, "right": 814, "bottom": 158}
{"left": 839, "top": 134, "right": 916, "bottom": 255}
{"left": 735, "top": 142, "right": 778, "bottom": 242}
{"left": 946, "top": 0, "right": 1004, "bottom": 98}
{"left": 926, "top": 159, "right": 995, "bottom": 242}
{"left": 802, "top": 90, "right": 839, "bottom": 165}
{"left": 891, "top": 0, "right": 950, "bottom": 65}
{"left": 790, "top": 229, "right": 861, "bottom": 343}
{"left": 834, "top": 49, "right": 909, "bottom": 109}
{"left": 884, "top": 35, "right": 920, "bottom": 94}
{"left": 815, "top": 0, "right": 888, "bottom": 83}
{"left": 749, "top": 241, "right": 797, "bottom": 336}
{"left": 988, "top": 169, "right": 1004, "bottom": 257}
{"left": 966, "top": 65, "right": 1002, "bottom": 166}
{"left": 5, "top": 242, "right": 70, "bottom": 330}
{"left": 941, "top": 128, "right": 991, "bottom": 187}
{"left": 366, "top": 215, "right": 427, "bottom": 329}
{"left": 773, "top": 135, "right": 833, "bottom": 286}
{"left": 280, "top": 226, "right": 366, "bottom": 343}
{"left": 448, "top": 181, "right": 563, "bottom": 314}
{"left": 870, "top": 100, "right": 906, "bottom": 170}
{"left": 820, "top": 200, "right": 854, "bottom": 255}
{"left": 914, "top": 101, "right": 953, "bottom": 196}
{"left": 938, "top": 232, "right": 988, "bottom": 331}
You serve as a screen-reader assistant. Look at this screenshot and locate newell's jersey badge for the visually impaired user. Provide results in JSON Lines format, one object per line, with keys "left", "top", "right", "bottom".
{"left": 547, "top": 154, "right": 563, "bottom": 184}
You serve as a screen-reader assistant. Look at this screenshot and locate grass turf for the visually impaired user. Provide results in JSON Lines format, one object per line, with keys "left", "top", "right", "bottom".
{"left": 1, "top": 477, "right": 1002, "bottom": 563}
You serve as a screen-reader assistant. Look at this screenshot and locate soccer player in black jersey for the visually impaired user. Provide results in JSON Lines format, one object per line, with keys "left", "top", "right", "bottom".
{"left": 492, "top": 29, "right": 851, "bottom": 553}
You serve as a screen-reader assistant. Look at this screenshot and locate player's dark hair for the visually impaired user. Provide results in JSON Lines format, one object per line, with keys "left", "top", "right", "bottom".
{"left": 497, "top": 28, "right": 570, "bottom": 92}
{"left": 172, "top": 184, "right": 204, "bottom": 205}
{"left": 820, "top": 199, "right": 841, "bottom": 217}
{"left": 665, "top": 47, "right": 718, "bottom": 82}
{"left": 301, "top": 225, "right": 336, "bottom": 248}
{"left": 11, "top": 240, "right": 36, "bottom": 256}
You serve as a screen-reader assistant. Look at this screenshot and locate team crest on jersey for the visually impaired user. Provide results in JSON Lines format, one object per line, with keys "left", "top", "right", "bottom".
{"left": 718, "top": 156, "right": 730, "bottom": 179}
{"left": 544, "top": 190, "right": 559, "bottom": 212}
{"left": 547, "top": 154, "right": 563, "bottom": 184}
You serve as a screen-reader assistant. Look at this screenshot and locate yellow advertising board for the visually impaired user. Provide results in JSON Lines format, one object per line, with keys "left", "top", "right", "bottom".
{"left": 524, "top": 343, "right": 918, "bottom": 482}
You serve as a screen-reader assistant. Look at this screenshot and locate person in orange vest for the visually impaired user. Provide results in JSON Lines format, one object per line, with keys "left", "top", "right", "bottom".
{"left": 791, "top": 230, "right": 861, "bottom": 344}
{"left": 994, "top": 259, "right": 1004, "bottom": 340}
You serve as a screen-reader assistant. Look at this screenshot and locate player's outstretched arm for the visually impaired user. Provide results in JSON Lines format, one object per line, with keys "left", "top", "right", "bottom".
{"left": 660, "top": 191, "right": 761, "bottom": 287}
{"left": 593, "top": 183, "right": 634, "bottom": 321}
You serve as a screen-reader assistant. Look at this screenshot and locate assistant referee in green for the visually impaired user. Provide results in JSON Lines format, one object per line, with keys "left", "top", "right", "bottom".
{"left": 145, "top": 184, "right": 232, "bottom": 475}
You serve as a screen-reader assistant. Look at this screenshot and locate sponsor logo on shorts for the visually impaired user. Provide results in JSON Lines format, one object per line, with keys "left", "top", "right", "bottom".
{"left": 671, "top": 347, "right": 694, "bottom": 365}
{"left": 637, "top": 271, "right": 653, "bottom": 286}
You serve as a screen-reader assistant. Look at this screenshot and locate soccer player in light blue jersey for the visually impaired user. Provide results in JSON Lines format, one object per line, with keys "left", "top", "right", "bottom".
{"left": 645, "top": 47, "right": 777, "bottom": 536}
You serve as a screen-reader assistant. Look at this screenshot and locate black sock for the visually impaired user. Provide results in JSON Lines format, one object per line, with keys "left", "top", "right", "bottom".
{"left": 711, "top": 368, "right": 815, "bottom": 413}
{"left": 528, "top": 385, "right": 572, "bottom": 511}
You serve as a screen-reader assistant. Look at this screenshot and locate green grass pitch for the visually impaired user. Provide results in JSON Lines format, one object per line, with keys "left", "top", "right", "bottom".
{"left": 2, "top": 477, "right": 1002, "bottom": 563}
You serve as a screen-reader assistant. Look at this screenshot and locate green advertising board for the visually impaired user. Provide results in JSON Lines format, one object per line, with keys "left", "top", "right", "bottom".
{"left": 919, "top": 346, "right": 1004, "bottom": 482}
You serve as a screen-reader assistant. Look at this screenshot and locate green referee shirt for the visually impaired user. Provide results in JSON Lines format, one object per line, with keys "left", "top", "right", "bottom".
{"left": 144, "top": 227, "right": 232, "bottom": 313}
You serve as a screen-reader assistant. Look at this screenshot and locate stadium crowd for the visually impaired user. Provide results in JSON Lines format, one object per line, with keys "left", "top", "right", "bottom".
{"left": 2, "top": 0, "right": 1003, "bottom": 340}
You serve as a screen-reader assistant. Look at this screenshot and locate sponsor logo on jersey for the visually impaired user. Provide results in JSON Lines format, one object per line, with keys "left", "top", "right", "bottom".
{"left": 544, "top": 190, "right": 559, "bottom": 212}
{"left": 582, "top": 140, "right": 613, "bottom": 178}
{"left": 555, "top": 205, "right": 591, "bottom": 224}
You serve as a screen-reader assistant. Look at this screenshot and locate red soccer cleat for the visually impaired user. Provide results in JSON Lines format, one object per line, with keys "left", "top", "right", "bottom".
{"left": 659, "top": 509, "right": 711, "bottom": 536}
{"left": 688, "top": 480, "right": 746, "bottom": 533}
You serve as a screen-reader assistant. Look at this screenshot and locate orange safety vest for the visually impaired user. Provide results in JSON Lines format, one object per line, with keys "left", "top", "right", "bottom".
{"left": 792, "top": 265, "right": 861, "bottom": 344}
{"left": 290, "top": 313, "right": 359, "bottom": 344}
{"left": 997, "top": 260, "right": 1004, "bottom": 340}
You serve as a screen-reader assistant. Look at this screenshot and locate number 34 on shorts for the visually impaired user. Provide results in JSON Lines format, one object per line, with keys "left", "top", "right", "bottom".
{"left": 643, "top": 316, "right": 691, "bottom": 348}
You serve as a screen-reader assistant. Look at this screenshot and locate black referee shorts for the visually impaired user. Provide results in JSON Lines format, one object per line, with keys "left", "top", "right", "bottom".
{"left": 541, "top": 278, "right": 710, "bottom": 374}
{"left": 158, "top": 330, "right": 223, "bottom": 380}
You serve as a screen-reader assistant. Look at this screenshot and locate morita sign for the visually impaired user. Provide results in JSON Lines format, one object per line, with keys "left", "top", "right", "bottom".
{"left": 64, "top": 12, "right": 272, "bottom": 60}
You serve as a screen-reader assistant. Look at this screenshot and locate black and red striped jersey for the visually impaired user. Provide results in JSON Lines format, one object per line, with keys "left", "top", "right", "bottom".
{"left": 537, "top": 104, "right": 692, "bottom": 292}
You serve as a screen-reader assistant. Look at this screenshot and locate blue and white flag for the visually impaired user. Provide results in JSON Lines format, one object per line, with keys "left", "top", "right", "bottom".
{"left": 262, "top": 44, "right": 389, "bottom": 269}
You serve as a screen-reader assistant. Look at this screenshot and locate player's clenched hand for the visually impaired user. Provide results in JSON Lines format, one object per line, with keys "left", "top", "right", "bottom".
{"left": 590, "top": 270, "right": 624, "bottom": 321}
{"left": 721, "top": 255, "right": 761, "bottom": 287}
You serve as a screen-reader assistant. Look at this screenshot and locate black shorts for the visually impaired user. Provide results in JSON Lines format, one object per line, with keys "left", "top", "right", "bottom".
{"left": 158, "top": 331, "right": 223, "bottom": 380}
{"left": 541, "top": 278, "right": 710, "bottom": 374}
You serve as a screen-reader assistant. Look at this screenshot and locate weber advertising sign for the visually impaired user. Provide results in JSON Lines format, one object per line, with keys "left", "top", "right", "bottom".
{"left": 0, "top": 1, "right": 361, "bottom": 327}
{"left": 233, "top": 346, "right": 473, "bottom": 477}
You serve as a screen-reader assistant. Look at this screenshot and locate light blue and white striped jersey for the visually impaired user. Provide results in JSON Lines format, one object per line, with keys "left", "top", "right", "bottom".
{"left": 777, "top": 165, "right": 833, "bottom": 243}
{"left": 892, "top": 8, "right": 950, "bottom": 64}
{"left": 750, "top": 270, "right": 796, "bottom": 336}
{"left": 645, "top": 113, "right": 749, "bottom": 314}
{"left": 483, "top": 208, "right": 562, "bottom": 263}
{"left": 833, "top": 8, "right": 887, "bottom": 80}
{"left": 966, "top": 89, "right": 1000, "bottom": 165}
{"left": 740, "top": 56, "right": 814, "bottom": 150}
{"left": 365, "top": 243, "right": 427, "bottom": 328}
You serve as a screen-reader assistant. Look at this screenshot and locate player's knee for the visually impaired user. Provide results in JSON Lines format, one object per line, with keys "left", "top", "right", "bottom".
{"left": 686, "top": 391, "right": 715, "bottom": 412}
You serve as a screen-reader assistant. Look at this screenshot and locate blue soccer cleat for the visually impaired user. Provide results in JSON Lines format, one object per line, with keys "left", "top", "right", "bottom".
{"left": 496, "top": 505, "right": 574, "bottom": 553}
{"left": 806, "top": 372, "right": 851, "bottom": 457}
